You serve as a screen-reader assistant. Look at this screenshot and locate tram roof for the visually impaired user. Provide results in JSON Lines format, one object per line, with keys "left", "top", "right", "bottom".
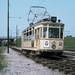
{"left": 22, "top": 21, "right": 64, "bottom": 33}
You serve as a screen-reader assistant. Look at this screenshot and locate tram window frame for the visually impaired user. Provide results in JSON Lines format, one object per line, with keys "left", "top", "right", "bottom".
{"left": 60, "top": 28, "right": 63, "bottom": 39}
{"left": 48, "top": 28, "right": 59, "bottom": 38}
{"left": 43, "top": 27, "right": 47, "bottom": 38}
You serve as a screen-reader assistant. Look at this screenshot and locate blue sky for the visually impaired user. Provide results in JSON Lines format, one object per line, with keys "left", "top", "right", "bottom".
{"left": 0, "top": 0, "right": 75, "bottom": 37}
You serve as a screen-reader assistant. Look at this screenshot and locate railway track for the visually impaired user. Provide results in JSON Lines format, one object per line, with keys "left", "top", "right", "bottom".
{"left": 11, "top": 47, "right": 75, "bottom": 75}
{"left": 63, "top": 51, "right": 75, "bottom": 56}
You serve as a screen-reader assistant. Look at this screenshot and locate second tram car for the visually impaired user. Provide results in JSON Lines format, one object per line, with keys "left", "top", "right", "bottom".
{"left": 21, "top": 17, "right": 64, "bottom": 54}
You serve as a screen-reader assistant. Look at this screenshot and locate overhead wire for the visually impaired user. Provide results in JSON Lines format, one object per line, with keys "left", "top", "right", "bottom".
{"left": 9, "top": 0, "right": 46, "bottom": 25}
{"left": 9, "top": 4, "right": 22, "bottom": 25}
{"left": 38, "top": 0, "right": 46, "bottom": 5}
{"left": 9, "top": 4, "right": 29, "bottom": 26}
{"left": 9, "top": 4, "right": 20, "bottom": 17}
{"left": 21, "top": 13, "right": 28, "bottom": 18}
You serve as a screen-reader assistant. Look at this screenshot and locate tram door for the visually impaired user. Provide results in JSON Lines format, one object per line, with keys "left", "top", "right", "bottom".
{"left": 35, "top": 28, "right": 39, "bottom": 50}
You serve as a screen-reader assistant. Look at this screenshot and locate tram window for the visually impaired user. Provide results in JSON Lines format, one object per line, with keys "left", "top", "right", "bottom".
{"left": 29, "top": 31, "right": 31, "bottom": 40}
{"left": 48, "top": 28, "right": 59, "bottom": 38}
{"left": 24, "top": 33, "right": 27, "bottom": 41}
{"left": 28, "top": 32, "right": 30, "bottom": 40}
{"left": 43, "top": 27, "right": 47, "bottom": 38}
{"left": 26, "top": 33, "right": 28, "bottom": 40}
{"left": 40, "top": 28, "right": 42, "bottom": 38}
{"left": 60, "top": 28, "right": 63, "bottom": 39}
{"left": 24, "top": 34, "right": 26, "bottom": 41}
{"left": 31, "top": 30, "right": 34, "bottom": 41}
{"left": 25, "top": 34, "right": 27, "bottom": 40}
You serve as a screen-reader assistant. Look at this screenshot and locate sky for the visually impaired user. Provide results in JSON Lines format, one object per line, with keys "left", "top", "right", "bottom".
{"left": 0, "top": 0, "right": 75, "bottom": 37}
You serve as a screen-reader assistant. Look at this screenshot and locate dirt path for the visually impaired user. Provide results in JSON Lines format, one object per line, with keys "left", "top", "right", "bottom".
{"left": 0, "top": 48, "right": 63, "bottom": 75}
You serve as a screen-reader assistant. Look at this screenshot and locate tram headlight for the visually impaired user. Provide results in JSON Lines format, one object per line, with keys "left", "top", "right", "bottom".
{"left": 51, "top": 16, "right": 57, "bottom": 22}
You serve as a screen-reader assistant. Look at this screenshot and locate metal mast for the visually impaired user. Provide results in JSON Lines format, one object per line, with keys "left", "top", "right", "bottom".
{"left": 7, "top": 0, "right": 9, "bottom": 53}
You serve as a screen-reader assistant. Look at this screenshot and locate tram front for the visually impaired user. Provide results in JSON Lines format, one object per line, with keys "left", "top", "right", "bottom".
{"left": 39, "top": 17, "right": 64, "bottom": 53}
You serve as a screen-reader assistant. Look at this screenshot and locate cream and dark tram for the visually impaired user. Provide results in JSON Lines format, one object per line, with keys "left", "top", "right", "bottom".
{"left": 21, "top": 17, "right": 64, "bottom": 55}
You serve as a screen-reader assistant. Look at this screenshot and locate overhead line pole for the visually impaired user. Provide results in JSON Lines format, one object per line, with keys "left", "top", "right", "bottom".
{"left": 16, "top": 25, "right": 18, "bottom": 47}
{"left": 7, "top": 0, "right": 9, "bottom": 53}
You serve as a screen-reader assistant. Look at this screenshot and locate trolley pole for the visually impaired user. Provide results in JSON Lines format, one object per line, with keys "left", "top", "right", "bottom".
{"left": 7, "top": 0, "right": 9, "bottom": 53}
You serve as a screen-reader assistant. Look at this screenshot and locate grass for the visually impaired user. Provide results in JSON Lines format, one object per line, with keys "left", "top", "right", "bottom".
{"left": 0, "top": 47, "right": 5, "bottom": 70}
{"left": 64, "top": 37, "right": 75, "bottom": 50}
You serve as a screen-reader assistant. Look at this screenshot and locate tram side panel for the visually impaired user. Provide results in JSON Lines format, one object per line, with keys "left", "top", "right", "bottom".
{"left": 21, "top": 40, "right": 37, "bottom": 51}
{"left": 39, "top": 39, "right": 64, "bottom": 52}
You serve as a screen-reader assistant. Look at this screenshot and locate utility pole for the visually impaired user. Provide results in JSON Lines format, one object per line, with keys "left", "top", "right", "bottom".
{"left": 7, "top": 0, "right": 9, "bottom": 53}
{"left": 16, "top": 25, "right": 18, "bottom": 47}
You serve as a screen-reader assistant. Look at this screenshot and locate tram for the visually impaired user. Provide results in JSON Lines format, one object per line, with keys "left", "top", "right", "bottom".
{"left": 21, "top": 16, "right": 64, "bottom": 54}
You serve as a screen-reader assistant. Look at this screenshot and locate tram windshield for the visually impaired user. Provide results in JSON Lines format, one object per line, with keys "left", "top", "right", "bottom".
{"left": 43, "top": 27, "right": 59, "bottom": 38}
{"left": 48, "top": 28, "right": 59, "bottom": 38}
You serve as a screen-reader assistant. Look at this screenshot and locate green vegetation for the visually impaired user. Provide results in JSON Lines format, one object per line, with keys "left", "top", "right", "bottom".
{"left": 64, "top": 37, "right": 75, "bottom": 50}
{"left": 3, "top": 40, "right": 14, "bottom": 46}
{"left": 0, "top": 47, "right": 5, "bottom": 70}
{"left": 14, "top": 38, "right": 21, "bottom": 47}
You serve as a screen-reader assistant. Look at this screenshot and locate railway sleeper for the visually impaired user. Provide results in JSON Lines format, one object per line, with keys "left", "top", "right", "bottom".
{"left": 47, "top": 62, "right": 55, "bottom": 69}
{"left": 51, "top": 63, "right": 59, "bottom": 70}
{"left": 63, "top": 67, "right": 73, "bottom": 74}
{"left": 63, "top": 69, "right": 74, "bottom": 75}
{"left": 41, "top": 62, "right": 48, "bottom": 66}
{"left": 35, "top": 59, "right": 43, "bottom": 63}
{"left": 58, "top": 65, "right": 65, "bottom": 72}
{"left": 69, "top": 72, "right": 75, "bottom": 75}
